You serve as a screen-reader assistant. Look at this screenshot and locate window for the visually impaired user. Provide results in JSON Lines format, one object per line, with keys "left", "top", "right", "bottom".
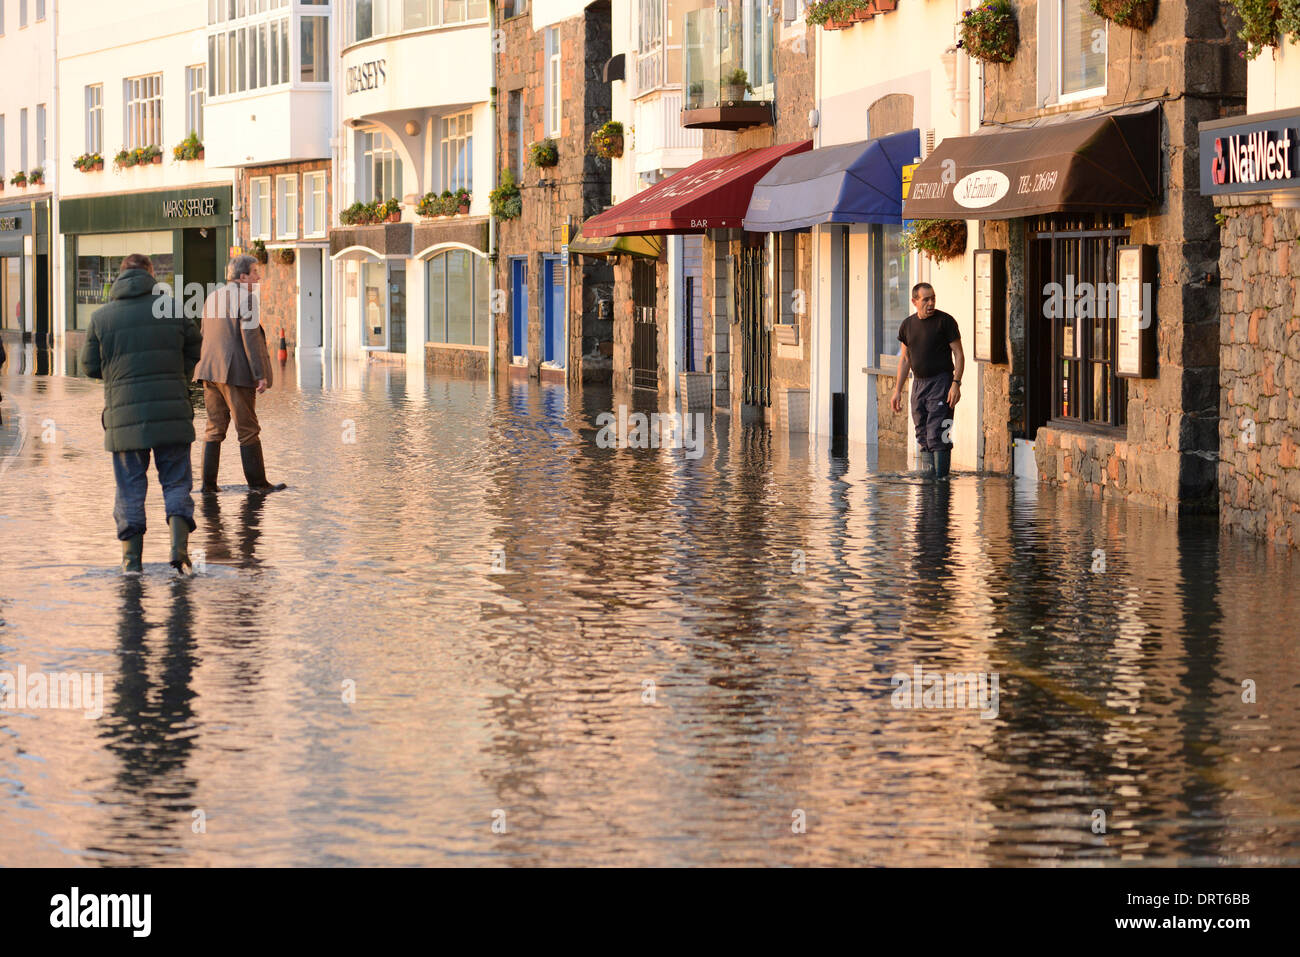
{"left": 1032, "top": 216, "right": 1128, "bottom": 431}
{"left": 441, "top": 111, "right": 472, "bottom": 193}
{"left": 37, "top": 0, "right": 45, "bottom": 20}
{"left": 506, "top": 91, "right": 523, "bottom": 179}
{"left": 73, "top": 232, "right": 175, "bottom": 330}
{"left": 36, "top": 104, "right": 46, "bottom": 170}
{"left": 85, "top": 85, "right": 103, "bottom": 154}
{"left": 300, "top": 15, "right": 329, "bottom": 82}
{"left": 426, "top": 250, "right": 489, "bottom": 346}
{"left": 360, "top": 130, "right": 402, "bottom": 202}
{"left": 186, "top": 66, "right": 206, "bottom": 139}
{"left": 544, "top": 27, "right": 561, "bottom": 137}
{"left": 873, "top": 223, "right": 910, "bottom": 366}
{"left": 20, "top": 0, "right": 26, "bottom": 29}
{"left": 19, "top": 108, "right": 27, "bottom": 171}
{"left": 1060, "top": 0, "right": 1106, "bottom": 97}
{"left": 250, "top": 176, "right": 272, "bottom": 239}
{"left": 351, "top": 0, "right": 487, "bottom": 44}
{"left": 206, "top": 7, "right": 289, "bottom": 97}
{"left": 636, "top": 0, "right": 663, "bottom": 91}
{"left": 303, "top": 170, "right": 327, "bottom": 236}
{"left": 276, "top": 175, "right": 298, "bottom": 238}
{"left": 0, "top": 118, "right": 5, "bottom": 181}
{"left": 741, "top": 0, "right": 775, "bottom": 98}
{"left": 124, "top": 74, "right": 163, "bottom": 149}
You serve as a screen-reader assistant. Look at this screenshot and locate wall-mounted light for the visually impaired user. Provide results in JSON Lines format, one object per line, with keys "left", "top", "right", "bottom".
{"left": 404, "top": 120, "right": 420, "bottom": 136}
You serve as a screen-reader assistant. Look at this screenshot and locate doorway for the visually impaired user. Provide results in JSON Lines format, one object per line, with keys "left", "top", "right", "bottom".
{"left": 299, "top": 248, "right": 323, "bottom": 348}
{"left": 735, "top": 241, "right": 768, "bottom": 408}
{"left": 542, "top": 255, "right": 564, "bottom": 366}
{"left": 510, "top": 257, "right": 528, "bottom": 361}
{"left": 631, "top": 258, "right": 658, "bottom": 392}
{"left": 388, "top": 262, "right": 406, "bottom": 353}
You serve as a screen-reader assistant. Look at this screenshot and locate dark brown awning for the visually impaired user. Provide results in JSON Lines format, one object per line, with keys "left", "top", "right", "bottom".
{"left": 902, "top": 104, "right": 1161, "bottom": 220}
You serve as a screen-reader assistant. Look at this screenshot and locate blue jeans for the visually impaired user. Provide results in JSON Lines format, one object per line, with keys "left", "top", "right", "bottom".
{"left": 112, "top": 443, "right": 196, "bottom": 541}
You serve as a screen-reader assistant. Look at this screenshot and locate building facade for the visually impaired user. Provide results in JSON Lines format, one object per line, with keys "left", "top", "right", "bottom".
{"left": 58, "top": 0, "right": 235, "bottom": 362}
{"left": 1202, "top": 20, "right": 1300, "bottom": 547}
{"left": 0, "top": 0, "right": 56, "bottom": 345}
{"left": 330, "top": 0, "right": 493, "bottom": 375}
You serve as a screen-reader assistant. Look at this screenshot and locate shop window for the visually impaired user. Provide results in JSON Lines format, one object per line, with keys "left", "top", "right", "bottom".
{"left": 250, "top": 176, "right": 272, "bottom": 239}
{"left": 1029, "top": 216, "right": 1128, "bottom": 433}
{"left": 276, "top": 174, "right": 298, "bottom": 239}
{"left": 1039, "top": 0, "right": 1106, "bottom": 104}
{"left": 873, "top": 223, "right": 909, "bottom": 367}
{"left": 124, "top": 74, "right": 163, "bottom": 150}
{"left": 85, "top": 85, "right": 103, "bottom": 155}
{"left": 544, "top": 27, "right": 561, "bottom": 138}
{"left": 2, "top": 258, "right": 21, "bottom": 331}
{"left": 303, "top": 170, "right": 327, "bottom": 237}
{"left": 73, "top": 231, "right": 175, "bottom": 330}
{"left": 441, "top": 111, "right": 473, "bottom": 193}
{"left": 426, "top": 249, "right": 489, "bottom": 346}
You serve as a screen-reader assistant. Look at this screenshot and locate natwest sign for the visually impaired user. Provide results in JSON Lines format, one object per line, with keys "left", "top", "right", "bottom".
{"left": 1200, "top": 108, "right": 1300, "bottom": 196}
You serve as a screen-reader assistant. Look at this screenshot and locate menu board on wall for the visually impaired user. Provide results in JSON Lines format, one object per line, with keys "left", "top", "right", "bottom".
{"left": 1116, "top": 244, "right": 1156, "bottom": 378}
{"left": 973, "top": 249, "right": 1007, "bottom": 363}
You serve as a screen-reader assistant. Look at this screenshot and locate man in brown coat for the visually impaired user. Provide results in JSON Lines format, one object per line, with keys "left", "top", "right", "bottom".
{"left": 194, "top": 254, "right": 285, "bottom": 493}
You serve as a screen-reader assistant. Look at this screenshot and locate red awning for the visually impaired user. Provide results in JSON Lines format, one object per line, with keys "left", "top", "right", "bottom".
{"left": 582, "top": 140, "right": 813, "bottom": 237}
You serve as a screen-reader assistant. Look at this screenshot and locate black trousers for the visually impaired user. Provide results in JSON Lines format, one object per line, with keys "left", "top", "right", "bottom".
{"left": 910, "top": 372, "right": 954, "bottom": 452}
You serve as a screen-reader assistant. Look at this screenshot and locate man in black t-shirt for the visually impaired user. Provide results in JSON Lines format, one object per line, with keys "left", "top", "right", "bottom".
{"left": 889, "top": 282, "right": 965, "bottom": 478}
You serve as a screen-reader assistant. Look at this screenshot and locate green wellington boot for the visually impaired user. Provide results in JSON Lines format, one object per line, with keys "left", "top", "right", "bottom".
{"left": 918, "top": 449, "right": 935, "bottom": 477}
{"left": 121, "top": 534, "right": 144, "bottom": 574}
{"left": 168, "top": 515, "right": 192, "bottom": 573}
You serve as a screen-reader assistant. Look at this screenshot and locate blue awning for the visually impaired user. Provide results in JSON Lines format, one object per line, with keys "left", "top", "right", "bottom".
{"left": 742, "top": 129, "right": 922, "bottom": 232}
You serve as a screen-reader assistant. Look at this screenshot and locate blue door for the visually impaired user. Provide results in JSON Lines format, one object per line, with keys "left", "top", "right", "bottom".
{"left": 542, "top": 256, "right": 565, "bottom": 366}
{"left": 510, "top": 257, "right": 528, "bottom": 361}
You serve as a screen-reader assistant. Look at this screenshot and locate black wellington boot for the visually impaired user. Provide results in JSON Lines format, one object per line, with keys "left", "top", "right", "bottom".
{"left": 240, "top": 440, "right": 287, "bottom": 493}
{"left": 168, "top": 515, "right": 193, "bottom": 573}
{"left": 918, "top": 449, "right": 935, "bottom": 477}
{"left": 934, "top": 447, "right": 952, "bottom": 479}
{"left": 201, "top": 441, "right": 221, "bottom": 494}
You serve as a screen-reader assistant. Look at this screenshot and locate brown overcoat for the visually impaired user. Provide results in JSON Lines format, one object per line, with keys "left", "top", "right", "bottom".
{"left": 193, "top": 282, "right": 271, "bottom": 388}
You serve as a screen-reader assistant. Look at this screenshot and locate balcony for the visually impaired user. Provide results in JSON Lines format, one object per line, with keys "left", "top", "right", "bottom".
{"left": 681, "top": 6, "right": 774, "bottom": 131}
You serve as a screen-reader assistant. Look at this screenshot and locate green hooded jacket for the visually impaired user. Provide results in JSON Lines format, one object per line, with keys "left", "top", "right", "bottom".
{"left": 80, "top": 269, "right": 203, "bottom": 452}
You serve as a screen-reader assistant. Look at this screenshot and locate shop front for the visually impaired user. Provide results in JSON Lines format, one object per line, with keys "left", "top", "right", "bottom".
{"left": 901, "top": 104, "right": 1221, "bottom": 511}
{"left": 59, "top": 187, "right": 232, "bottom": 339}
{"left": 0, "top": 200, "right": 52, "bottom": 342}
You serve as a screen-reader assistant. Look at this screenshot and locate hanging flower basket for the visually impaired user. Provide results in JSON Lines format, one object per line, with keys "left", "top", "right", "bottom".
{"left": 589, "top": 120, "right": 624, "bottom": 159}
{"left": 490, "top": 169, "right": 523, "bottom": 221}
{"left": 1229, "top": 0, "right": 1300, "bottom": 60}
{"left": 1089, "top": 0, "right": 1158, "bottom": 30}
{"left": 275, "top": 247, "right": 296, "bottom": 266}
{"left": 529, "top": 139, "right": 559, "bottom": 168}
{"left": 251, "top": 239, "right": 269, "bottom": 264}
{"left": 901, "top": 219, "right": 968, "bottom": 262}
{"left": 957, "top": 0, "right": 1019, "bottom": 64}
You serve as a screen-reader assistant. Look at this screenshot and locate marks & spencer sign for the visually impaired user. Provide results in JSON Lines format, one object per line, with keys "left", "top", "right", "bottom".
{"left": 1200, "top": 108, "right": 1300, "bottom": 196}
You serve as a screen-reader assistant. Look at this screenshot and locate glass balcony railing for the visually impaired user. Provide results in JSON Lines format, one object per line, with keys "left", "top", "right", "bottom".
{"left": 682, "top": 4, "right": 774, "bottom": 127}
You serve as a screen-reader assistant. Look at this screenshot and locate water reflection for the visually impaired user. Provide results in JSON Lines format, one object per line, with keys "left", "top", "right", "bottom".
{"left": 0, "top": 354, "right": 1298, "bottom": 866}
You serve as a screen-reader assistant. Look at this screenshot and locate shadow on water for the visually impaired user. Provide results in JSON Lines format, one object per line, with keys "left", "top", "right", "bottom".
{"left": 1, "top": 357, "right": 1298, "bottom": 865}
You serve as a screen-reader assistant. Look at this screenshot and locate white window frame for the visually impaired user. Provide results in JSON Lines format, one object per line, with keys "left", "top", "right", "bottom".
{"left": 441, "top": 111, "right": 473, "bottom": 193}
{"left": 1041, "top": 0, "right": 1107, "bottom": 106}
{"left": 741, "top": 0, "right": 775, "bottom": 100}
{"left": 544, "top": 27, "right": 561, "bottom": 138}
{"left": 302, "top": 170, "right": 327, "bottom": 237}
{"left": 359, "top": 129, "right": 402, "bottom": 203}
{"left": 123, "top": 73, "right": 163, "bottom": 150}
{"left": 19, "top": 108, "right": 27, "bottom": 171}
{"left": 250, "top": 175, "right": 272, "bottom": 240}
{"left": 186, "top": 65, "right": 207, "bottom": 139}
{"left": 36, "top": 104, "right": 46, "bottom": 170}
{"left": 276, "top": 174, "right": 298, "bottom": 239}
{"left": 85, "top": 85, "right": 103, "bottom": 155}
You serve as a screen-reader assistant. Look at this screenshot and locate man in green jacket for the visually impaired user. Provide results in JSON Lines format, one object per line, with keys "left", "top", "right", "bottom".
{"left": 80, "top": 254, "right": 203, "bottom": 574}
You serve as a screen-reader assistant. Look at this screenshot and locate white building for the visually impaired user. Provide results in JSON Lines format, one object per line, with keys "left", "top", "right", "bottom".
{"left": 57, "top": 0, "right": 234, "bottom": 347}
{"left": 329, "top": 0, "right": 493, "bottom": 373}
{"left": 0, "top": 0, "right": 56, "bottom": 343}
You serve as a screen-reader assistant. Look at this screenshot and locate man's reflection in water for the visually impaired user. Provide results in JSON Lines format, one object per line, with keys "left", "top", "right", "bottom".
{"left": 911, "top": 481, "right": 956, "bottom": 614}
{"left": 96, "top": 576, "right": 198, "bottom": 861}
{"left": 198, "top": 492, "right": 267, "bottom": 571}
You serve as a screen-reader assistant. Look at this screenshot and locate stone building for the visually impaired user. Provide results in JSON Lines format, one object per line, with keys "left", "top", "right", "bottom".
{"left": 494, "top": 0, "right": 613, "bottom": 385}
{"left": 1201, "top": 28, "right": 1300, "bottom": 547}
{"left": 905, "top": 0, "right": 1244, "bottom": 512}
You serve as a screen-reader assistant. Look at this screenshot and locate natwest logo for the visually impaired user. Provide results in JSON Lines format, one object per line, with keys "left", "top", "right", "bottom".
{"left": 1212, "top": 127, "right": 1296, "bottom": 186}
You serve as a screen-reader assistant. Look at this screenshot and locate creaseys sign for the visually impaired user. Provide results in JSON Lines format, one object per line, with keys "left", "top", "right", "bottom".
{"left": 1200, "top": 108, "right": 1300, "bottom": 196}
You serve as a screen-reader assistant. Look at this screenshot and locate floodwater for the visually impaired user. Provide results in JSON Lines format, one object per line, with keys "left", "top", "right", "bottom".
{"left": 2, "top": 341, "right": 1299, "bottom": 866}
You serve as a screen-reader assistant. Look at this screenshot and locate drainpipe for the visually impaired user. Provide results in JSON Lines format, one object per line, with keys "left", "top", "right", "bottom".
{"left": 50, "top": 2, "right": 61, "bottom": 354}
{"left": 956, "top": 0, "right": 983, "bottom": 470}
{"left": 487, "top": 4, "right": 497, "bottom": 379}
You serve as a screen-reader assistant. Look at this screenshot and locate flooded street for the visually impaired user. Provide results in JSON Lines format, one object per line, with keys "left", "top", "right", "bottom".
{"left": 2, "top": 348, "right": 1299, "bottom": 867}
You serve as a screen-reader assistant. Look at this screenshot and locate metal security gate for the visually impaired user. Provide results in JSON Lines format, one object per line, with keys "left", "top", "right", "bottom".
{"left": 632, "top": 258, "right": 658, "bottom": 391}
{"left": 735, "top": 244, "right": 769, "bottom": 407}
